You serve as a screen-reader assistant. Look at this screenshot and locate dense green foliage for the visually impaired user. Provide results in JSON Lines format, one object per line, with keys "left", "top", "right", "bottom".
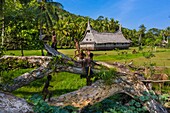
{"left": 0, "top": 0, "right": 170, "bottom": 53}
{"left": 0, "top": 59, "right": 37, "bottom": 83}
{"left": 29, "top": 91, "right": 170, "bottom": 113}
{"left": 29, "top": 92, "right": 169, "bottom": 113}
{"left": 29, "top": 94, "right": 77, "bottom": 113}
{"left": 81, "top": 96, "right": 148, "bottom": 113}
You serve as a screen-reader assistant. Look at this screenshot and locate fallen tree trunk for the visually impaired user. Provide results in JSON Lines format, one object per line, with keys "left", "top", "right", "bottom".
{"left": 0, "top": 53, "right": 86, "bottom": 92}
{"left": 0, "top": 64, "right": 97, "bottom": 92}
{"left": 45, "top": 45, "right": 168, "bottom": 113}
{"left": 44, "top": 44, "right": 73, "bottom": 61}
{"left": 0, "top": 91, "right": 33, "bottom": 113}
{"left": 0, "top": 44, "right": 168, "bottom": 113}
{"left": 2, "top": 65, "right": 53, "bottom": 92}
{"left": 0, "top": 55, "right": 52, "bottom": 65}
{"left": 49, "top": 73, "right": 168, "bottom": 113}
{"left": 0, "top": 56, "right": 51, "bottom": 91}
{"left": 50, "top": 80, "right": 123, "bottom": 108}
{"left": 0, "top": 53, "right": 79, "bottom": 92}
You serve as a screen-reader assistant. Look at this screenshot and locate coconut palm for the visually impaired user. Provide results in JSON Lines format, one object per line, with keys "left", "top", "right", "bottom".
{"left": 138, "top": 24, "right": 146, "bottom": 50}
{"left": 36, "top": 0, "right": 63, "bottom": 55}
{"left": 109, "top": 18, "right": 117, "bottom": 32}
{"left": 37, "top": 0, "right": 63, "bottom": 35}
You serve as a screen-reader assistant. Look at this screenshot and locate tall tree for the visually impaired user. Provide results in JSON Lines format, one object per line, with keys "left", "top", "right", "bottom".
{"left": 5, "top": 0, "right": 38, "bottom": 55}
{"left": 138, "top": 24, "right": 146, "bottom": 49}
{"left": 0, "top": 0, "right": 5, "bottom": 47}
{"left": 37, "top": 0, "right": 63, "bottom": 55}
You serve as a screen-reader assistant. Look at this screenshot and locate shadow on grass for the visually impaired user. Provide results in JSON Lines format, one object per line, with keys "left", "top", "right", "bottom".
{"left": 13, "top": 90, "right": 41, "bottom": 96}
{"left": 13, "top": 89, "right": 77, "bottom": 97}
{"left": 29, "top": 80, "right": 45, "bottom": 88}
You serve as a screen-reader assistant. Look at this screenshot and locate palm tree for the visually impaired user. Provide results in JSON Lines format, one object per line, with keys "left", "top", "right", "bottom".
{"left": 109, "top": 18, "right": 117, "bottom": 32}
{"left": 96, "top": 16, "right": 104, "bottom": 21}
{"left": 148, "top": 28, "right": 160, "bottom": 36}
{"left": 37, "top": 0, "right": 63, "bottom": 36}
{"left": 138, "top": 24, "right": 146, "bottom": 50}
{"left": 102, "top": 17, "right": 109, "bottom": 32}
{"left": 37, "top": 0, "right": 63, "bottom": 55}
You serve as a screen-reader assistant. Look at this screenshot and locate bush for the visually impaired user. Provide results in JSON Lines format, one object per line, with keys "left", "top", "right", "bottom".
{"left": 29, "top": 94, "right": 78, "bottom": 113}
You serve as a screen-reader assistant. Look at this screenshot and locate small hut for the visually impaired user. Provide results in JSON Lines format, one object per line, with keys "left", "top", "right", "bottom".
{"left": 80, "top": 21, "right": 131, "bottom": 50}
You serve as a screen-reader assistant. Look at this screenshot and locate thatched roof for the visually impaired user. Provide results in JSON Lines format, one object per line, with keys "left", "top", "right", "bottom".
{"left": 80, "top": 21, "right": 130, "bottom": 44}
{"left": 92, "top": 30, "right": 130, "bottom": 43}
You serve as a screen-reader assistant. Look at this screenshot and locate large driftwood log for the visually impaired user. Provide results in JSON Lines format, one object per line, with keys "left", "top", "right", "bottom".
{"left": 0, "top": 54, "right": 85, "bottom": 92}
{"left": 0, "top": 44, "right": 168, "bottom": 113}
{"left": 0, "top": 64, "right": 96, "bottom": 92}
{"left": 3, "top": 65, "right": 53, "bottom": 92}
{"left": 44, "top": 44, "right": 73, "bottom": 61}
{"left": 0, "top": 55, "right": 52, "bottom": 65}
{"left": 38, "top": 45, "right": 169, "bottom": 113}
{"left": 50, "top": 80, "right": 123, "bottom": 108}
{"left": 0, "top": 57, "right": 53, "bottom": 92}
{"left": 49, "top": 73, "right": 168, "bottom": 113}
{"left": 0, "top": 91, "right": 33, "bottom": 113}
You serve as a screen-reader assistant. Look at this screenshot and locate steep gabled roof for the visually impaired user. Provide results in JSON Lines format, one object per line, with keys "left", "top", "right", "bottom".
{"left": 80, "top": 21, "right": 130, "bottom": 44}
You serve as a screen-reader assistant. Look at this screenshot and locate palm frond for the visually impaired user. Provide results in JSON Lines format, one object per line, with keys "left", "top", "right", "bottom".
{"left": 50, "top": 2, "right": 63, "bottom": 9}
{"left": 46, "top": 11, "right": 53, "bottom": 27}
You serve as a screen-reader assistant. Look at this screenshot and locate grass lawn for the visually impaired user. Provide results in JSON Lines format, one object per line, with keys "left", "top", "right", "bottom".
{"left": 5, "top": 47, "right": 170, "bottom": 67}
{"left": 13, "top": 72, "right": 86, "bottom": 98}
{"left": 4, "top": 50, "right": 46, "bottom": 56}
{"left": 2, "top": 46, "right": 170, "bottom": 98}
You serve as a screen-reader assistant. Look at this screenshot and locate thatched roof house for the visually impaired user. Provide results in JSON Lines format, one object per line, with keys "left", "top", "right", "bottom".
{"left": 80, "top": 21, "right": 131, "bottom": 50}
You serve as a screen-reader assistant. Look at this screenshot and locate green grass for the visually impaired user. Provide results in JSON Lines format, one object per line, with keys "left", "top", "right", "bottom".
{"left": 13, "top": 72, "right": 86, "bottom": 98}
{"left": 0, "top": 68, "right": 34, "bottom": 83}
{"left": 4, "top": 50, "right": 47, "bottom": 56}
{"left": 5, "top": 47, "right": 170, "bottom": 67}
{"left": 4, "top": 47, "right": 170, "bottom": 72}
{"left": 133, "top": 51, "right": 170, "bottom": 67}
{"left": 94, "top": 52, "right": 144, "bottom": 61}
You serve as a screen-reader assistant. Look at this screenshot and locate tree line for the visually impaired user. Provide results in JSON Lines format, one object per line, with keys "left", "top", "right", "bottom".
{"left": 0, "top": 0, "right": 170, "bottom": 55}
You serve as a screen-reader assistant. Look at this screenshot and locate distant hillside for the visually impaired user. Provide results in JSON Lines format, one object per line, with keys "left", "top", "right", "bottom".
{"left": 53, "top": 6, "right": 169, "bottom": 48}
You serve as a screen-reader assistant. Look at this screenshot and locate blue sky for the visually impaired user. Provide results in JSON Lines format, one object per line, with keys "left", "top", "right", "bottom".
{"left": 55, "top": 0, "right": 170, "bottom": 30}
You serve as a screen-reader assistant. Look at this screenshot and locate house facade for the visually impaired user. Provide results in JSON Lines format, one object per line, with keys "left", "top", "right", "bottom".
{"left": 80, "top": 21, "right": 131, "bottom": 50}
